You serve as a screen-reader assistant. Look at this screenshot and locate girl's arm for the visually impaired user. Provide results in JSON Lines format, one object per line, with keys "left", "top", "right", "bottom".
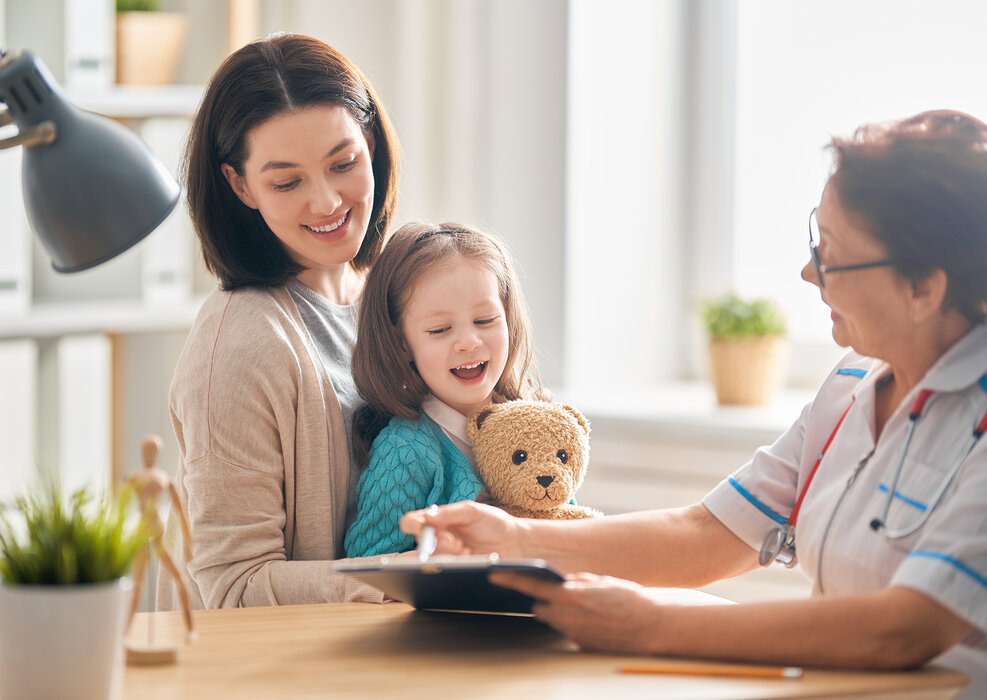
{"left": 345, "top": 424, "right": 445, "bottom": 558}
{"left": 401, "top": 501, "right": 758, "bottom": 587}
{"left": 489, "top": 571, "right": 974, "bottom": 669}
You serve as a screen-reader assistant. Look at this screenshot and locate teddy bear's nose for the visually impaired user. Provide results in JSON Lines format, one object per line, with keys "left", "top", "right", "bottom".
{"left": 536, "top": 475, "right": 555, "bottom": 488}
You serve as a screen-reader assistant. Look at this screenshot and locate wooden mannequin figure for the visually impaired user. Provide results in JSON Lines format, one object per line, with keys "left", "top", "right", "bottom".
{"left": 124, "top": 435, "right": 195, "bottom": 664}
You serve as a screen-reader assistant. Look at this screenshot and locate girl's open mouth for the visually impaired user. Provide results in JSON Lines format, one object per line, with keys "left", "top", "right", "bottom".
{"left": 450, "top": 361, "right": 487, "bottom": 381}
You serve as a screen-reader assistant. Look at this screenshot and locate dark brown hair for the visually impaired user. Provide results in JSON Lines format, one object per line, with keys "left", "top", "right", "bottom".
{"left": 829, "top": 109, "right": 987, "bottom": 324}
{"left": 351, "top": 221, "right": 541, "bottom": 464}
{"left": 184, "top": 33, "right": 401, "bottom": 289}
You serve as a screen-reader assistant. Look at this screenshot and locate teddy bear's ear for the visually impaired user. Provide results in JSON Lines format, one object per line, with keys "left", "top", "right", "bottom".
{"left": 560, "top": 403, "right": 590, "bottom": 435}
{"left": 474, "top": 406, "right": 497, "bottom": 431}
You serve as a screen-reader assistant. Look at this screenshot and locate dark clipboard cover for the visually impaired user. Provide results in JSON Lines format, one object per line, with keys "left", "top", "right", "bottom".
{"left": 333, "top": 554, "right": 565, "bottom": 615}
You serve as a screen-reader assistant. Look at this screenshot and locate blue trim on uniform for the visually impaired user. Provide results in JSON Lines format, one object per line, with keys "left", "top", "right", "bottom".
{"left": 877, "top": 483, "right": 928, "bottom": 511}
{"left": 910, "top": 550, "right": 987, "bottom": 591}
{"left": 836, "top": 368, "right": 868, "bottom": 378}
{"left": 979, "top": 374, "right": 987, "bottom": 394}
{"left": 727, "top": 476, "right": 787, "bottom": 525}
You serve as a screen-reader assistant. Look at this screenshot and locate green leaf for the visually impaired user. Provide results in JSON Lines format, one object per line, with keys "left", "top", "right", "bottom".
{"left": 0, "top": 480, "right": 148, "bottom": 586}
{"left": 699, "top": 293, "right": 787, "bottom": 339}
{"left": 116, "top": 0, "right": 160, "bottom": 12}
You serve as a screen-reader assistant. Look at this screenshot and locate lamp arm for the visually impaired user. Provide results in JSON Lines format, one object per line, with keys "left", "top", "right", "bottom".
{"left": 0, "top": 120, "right": 56, "bottom": 150}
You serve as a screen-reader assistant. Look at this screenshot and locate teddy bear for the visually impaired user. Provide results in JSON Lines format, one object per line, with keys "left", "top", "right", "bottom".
{"left": 468, "top": 400, "right": 603, "bottom": 519}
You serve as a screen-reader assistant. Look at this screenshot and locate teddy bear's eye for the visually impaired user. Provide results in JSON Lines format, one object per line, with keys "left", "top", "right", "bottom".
{"left": 512, "top": 450, "right": 527, "bottom": 465}
{"left": 557, "top": 450, "right": 568, "bottom": 464}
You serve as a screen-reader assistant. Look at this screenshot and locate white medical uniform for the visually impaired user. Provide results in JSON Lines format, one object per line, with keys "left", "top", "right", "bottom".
{"left": 703, "top": 322, "right": 987, "bottom": 699}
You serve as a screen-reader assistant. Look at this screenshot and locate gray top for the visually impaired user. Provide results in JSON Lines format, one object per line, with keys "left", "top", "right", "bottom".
{"left": 286, "top": 278, "right": 363, "bottom": 528}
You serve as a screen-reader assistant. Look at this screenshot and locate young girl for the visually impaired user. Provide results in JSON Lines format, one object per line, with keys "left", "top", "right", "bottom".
{"left": 344, "top": 222, "right": 541, "bottom": 557}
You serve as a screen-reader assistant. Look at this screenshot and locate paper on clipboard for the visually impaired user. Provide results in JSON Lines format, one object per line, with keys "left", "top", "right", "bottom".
{"left": 332, "top": 554, "right": 565, "bottom": 615}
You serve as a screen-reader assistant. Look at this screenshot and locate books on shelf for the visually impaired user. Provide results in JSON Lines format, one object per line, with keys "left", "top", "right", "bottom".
{"left": 36, "top": 334, "right": 112, "bottom": 495}
{"left": 139, "top": 117, "right": 193, "bottom": 306}
{"left": 0, "top": 147, "right": 31, "bottom": 314}
{"left": 64, "top": 0, "right": 115, "bottom": 89}
{"left": 0, "top": 339, "right": 37, "bottom": 502}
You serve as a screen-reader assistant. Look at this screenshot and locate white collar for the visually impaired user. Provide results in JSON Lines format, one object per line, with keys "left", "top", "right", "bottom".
{"left": 846, "top": 322, "right": 987, "bottom": 401}
{"left": 422, "top": 395, "right": 471, "bottom": 446}
{"left": 919, "top": 322, "right": 987, "bottom": 393}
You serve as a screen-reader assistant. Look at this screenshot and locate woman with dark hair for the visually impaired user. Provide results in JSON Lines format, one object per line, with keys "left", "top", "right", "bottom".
{"left": 402, "top": 110, "right": 987, "bottom": 695}
{"left": 156, "top": 33, "right": 401, "bottom": 609}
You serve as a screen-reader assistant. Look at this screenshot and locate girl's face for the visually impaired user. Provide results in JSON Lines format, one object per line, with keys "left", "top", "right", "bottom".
{"left": 222, "top": 105, "right": 376, "bottom": 279}
{"left": 801, "top": 182, "right": 913, "bottom": 358}
{"left": 400, "top": 258, "right": 510, "bottom": 418}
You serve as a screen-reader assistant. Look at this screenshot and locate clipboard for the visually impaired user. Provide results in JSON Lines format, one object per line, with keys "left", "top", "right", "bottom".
{"left": 333, "top": 554, "right": 565, "bottom": 615}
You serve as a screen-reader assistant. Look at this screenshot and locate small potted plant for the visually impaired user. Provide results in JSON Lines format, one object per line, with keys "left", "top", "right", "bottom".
{"left": 115, "top": 0, "right": 188, "bottom": 85}
{"left": 0, "top": 481, "right": 146, "bottom": 700}
{"left": 700, "top": 293, "right": 788, "bottom": 406}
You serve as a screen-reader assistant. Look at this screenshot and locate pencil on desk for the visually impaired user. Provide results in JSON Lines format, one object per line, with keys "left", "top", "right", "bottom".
{"left": 620, "top": 662, "right": 803, "bottom": 679}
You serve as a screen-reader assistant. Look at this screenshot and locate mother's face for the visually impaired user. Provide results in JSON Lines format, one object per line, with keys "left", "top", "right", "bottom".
{"left": 801, "top": 183, "right": 915, "bottom": 358}
{"left": 222, "top": 105, "right": 376, "bottom": 273}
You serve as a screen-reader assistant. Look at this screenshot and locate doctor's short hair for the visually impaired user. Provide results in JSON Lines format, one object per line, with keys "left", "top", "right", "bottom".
{"left": 828, "top": 109, "right": 987, "bottom": 324}
{"left": 351, "top": 222, "right": 542, "bottom": 463}
{"left": 184, "top": 33, "right": 401, "bottom": 290}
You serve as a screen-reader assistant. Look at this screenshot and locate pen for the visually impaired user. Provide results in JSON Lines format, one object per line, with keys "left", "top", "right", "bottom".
{"left": 417, "top": 524, "right": 437, "bottom": 563}
{"left": 620, "top": 662, "right": 803, "bottom": 679}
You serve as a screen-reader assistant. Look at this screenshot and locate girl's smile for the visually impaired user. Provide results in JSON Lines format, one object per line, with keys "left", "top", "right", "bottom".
{"left": 451, "top": 360, "right": 487, "bottom": 381}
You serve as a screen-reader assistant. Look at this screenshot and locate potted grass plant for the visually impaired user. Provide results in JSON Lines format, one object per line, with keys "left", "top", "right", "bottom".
{"left": 700, "top": 293, "right": 789, "bottom": 406}
{"left": 0, "top": 481, "right": 146, "bottom": 700}
{"left": 115, "top": 0, "right": 188, "bottom": 85}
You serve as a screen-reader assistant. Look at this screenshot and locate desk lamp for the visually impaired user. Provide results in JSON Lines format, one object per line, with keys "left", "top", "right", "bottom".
{"left": 0, "top": 49, "right": 179, "bottom": 272}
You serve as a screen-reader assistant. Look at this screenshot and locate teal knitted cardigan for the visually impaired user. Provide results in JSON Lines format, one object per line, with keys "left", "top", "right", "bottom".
{"left": 344, "top": 414, "right": 484, "bottom": 557}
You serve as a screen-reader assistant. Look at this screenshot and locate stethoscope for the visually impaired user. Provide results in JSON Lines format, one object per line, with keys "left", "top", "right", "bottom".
{"left": 759, "top": 379, "right": 987, "bottom": 568}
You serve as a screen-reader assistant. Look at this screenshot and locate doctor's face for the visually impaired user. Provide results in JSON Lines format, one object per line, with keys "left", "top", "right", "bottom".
{"left": 802, "top": 183, "right": 913, "bottom": 359}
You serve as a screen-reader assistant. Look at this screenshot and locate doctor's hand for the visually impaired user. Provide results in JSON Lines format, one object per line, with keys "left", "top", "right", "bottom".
{"left": 489, "top": 571, "right": 668, "bottom": 656}
{"left": 399, "top": 501, "right": 525, "bottom": 557}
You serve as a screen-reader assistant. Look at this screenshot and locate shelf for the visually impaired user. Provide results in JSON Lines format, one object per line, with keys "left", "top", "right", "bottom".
{"left": 0, "top": 297, "right": 205, "bottom": 339}
{"left": 63, "top": 84, "right": 204, "bottom": 119}
{"left": 563, "top": 381, "right": 815, "bottom": 447}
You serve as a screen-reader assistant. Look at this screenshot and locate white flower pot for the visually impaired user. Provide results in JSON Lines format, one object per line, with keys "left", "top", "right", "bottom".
{"left": 0, "top": 578, "right": 132, "bottom": 700}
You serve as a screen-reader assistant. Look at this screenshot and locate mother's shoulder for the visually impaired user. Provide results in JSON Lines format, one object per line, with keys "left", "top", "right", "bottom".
{"left": 183, "top": 285, "right": 305, "bottom": 366}
{"left": 194, "top": 285, "right": 298, "bottom": 332}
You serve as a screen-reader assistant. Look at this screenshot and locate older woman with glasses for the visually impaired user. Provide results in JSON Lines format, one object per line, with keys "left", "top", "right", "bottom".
{"left": 400, "top": 110, "right": 987, "bottom": 697}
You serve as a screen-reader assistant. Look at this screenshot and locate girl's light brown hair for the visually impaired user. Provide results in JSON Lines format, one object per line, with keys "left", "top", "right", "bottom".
{"left": 351, "top": 221, "right": 541, "bottom": 464}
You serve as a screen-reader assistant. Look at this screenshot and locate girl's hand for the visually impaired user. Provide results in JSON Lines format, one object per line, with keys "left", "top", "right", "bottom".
{"left": 399, "top": 501, "right": 524, "bottom": 557}
{"left": 488, "top": 571, "right": 665, "bottom": 656}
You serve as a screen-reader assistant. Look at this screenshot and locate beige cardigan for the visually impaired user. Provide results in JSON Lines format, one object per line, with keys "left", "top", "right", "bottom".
{"left": 156, "top": 286, "right": 384, "bottom": 609}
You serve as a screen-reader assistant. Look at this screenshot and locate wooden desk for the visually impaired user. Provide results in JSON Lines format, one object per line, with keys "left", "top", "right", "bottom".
{"left": 124, "top": 603, "right": 966, "bottom": 700}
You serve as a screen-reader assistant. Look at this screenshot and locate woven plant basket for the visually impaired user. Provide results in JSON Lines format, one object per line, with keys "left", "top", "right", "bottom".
{"left": 116, "top": 12, "right": 188, "bottom": 85}
{"left": 708, "top": 335, "right": 788, "bottom": 406}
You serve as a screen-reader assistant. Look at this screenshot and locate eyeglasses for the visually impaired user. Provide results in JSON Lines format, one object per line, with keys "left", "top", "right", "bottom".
{"left": 808, "top": 207, "right": 894, "bottom": 288}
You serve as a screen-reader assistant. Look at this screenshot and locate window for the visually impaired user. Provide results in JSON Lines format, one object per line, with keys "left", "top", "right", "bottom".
{"left": 733, "top": 0, "right": 987, "bottom": 344}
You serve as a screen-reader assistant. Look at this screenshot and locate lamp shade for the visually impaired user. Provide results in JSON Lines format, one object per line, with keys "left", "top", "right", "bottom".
{"left": 0, "top": 51, "right": 180, "bottom": 272}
